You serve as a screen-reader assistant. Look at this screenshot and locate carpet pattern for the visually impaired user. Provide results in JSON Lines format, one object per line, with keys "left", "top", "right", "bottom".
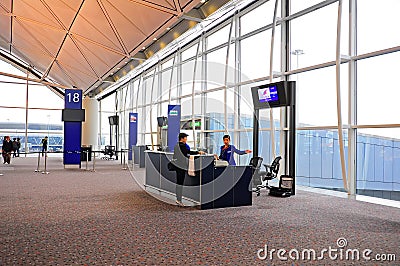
{"left": 0, "top": 157, "right": 399, "bottom": 265}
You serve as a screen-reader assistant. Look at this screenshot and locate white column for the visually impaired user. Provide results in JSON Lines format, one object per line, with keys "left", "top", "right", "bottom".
{"left": 82, "top": 97, "right": 99, "bottom": 147}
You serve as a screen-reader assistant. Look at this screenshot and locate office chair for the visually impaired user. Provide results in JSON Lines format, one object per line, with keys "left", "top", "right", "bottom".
{"left": 102, "top": 145, "right": 115, "bottom": 160}
{"left": 252, "top": 156, "right": 282, "bottom": 196}
{"left": 249, "top": 156, "right": 264, "bottom": 188}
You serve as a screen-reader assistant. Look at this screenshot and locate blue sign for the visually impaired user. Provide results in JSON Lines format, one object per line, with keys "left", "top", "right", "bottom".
{"left": 128, "top": 112, "right": 138, "bottom": 160}
{"left": 64, "top": 89, "right": 83, "bottom": 165}
{"left": 167, "top": 105, "right": 181, "bottom": 152}
{"left": 65, "top": 90, "right": 83, "bottom": 109}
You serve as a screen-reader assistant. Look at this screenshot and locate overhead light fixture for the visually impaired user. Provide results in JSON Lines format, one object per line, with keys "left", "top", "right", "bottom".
{"left": 166, "top": 27, "right": 171, "bottom": 30}
{"left": 110, "top": 72, "right": 113, "bottom": 75}
{"left": 117, "top": 67, "right": 120, "bottom": 70}
{"left": 153, "top": 38, "right": 157, "bottom": 41}
{"left": 142, "top": 46, "right": 146, "bottom": 50}
{"left": 200, "top": 0, "right": 206, "bottom": 3}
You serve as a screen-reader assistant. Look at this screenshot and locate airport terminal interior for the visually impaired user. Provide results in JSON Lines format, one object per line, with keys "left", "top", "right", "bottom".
{"left": 1, "top": 0, "right": 400, "bottom": 265}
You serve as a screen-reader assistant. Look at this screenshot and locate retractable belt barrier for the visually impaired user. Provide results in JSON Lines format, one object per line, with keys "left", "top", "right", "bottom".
{"left": 1, "top": 149, "right": 133, "bottom": 174}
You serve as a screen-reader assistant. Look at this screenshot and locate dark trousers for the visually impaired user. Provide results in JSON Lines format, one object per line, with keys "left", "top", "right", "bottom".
{"left": 2, "top": 152, "right": 11, "bottom": 164}
{"left": 42, "top": 147, "right": 47, "bottom": 156}
{"left": 176, "top": 169, "right": 186, "bottom": 202}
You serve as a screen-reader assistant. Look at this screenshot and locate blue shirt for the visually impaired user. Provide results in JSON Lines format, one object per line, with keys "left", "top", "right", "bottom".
{"left": 219, "top": 145, "right": 246, "bottom": 166}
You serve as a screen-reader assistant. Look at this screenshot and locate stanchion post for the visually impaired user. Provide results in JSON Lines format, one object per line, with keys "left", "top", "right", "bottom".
{"left": 35, "top": 151, "right": 41, "bottom": 172}
{"left": 42, "top": 150, "right": 49, "bottom": 174}
{"left": 85, "top": 150, "right": 89, "bottom": 171}
{"left": 92, "top": 151, "right": 96, "bottom": 172}
{"left": 122, "top": 150, "right": 127, "bottom": 170}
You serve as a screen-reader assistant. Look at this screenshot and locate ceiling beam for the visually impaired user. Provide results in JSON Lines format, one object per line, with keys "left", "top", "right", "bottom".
{"left": 181, "top": 14, "right": 203, "bottom": 22}
{"left": 128, "top": 0, "right": 179, "bottom": 16}
{"left": 97, "top": 0, "right": 129, "bottom": 57}
{"left": 40, "top": 0, "right": 86, "bottom": 82}
{"left": 0, "top": 71, "right": 69, "bottom": 89}
{"left": 172, "top": 0, "right": 183, "bottom": 14}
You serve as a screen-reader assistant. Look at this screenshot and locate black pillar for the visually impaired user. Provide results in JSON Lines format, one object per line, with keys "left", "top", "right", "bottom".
{"left": 252, "top": 109, "right": 260, "bottom": 158}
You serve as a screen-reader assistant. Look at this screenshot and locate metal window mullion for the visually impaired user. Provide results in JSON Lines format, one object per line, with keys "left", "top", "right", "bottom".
{"left": 168, "top": 53, "right": 177, "bottom": 104}
{"left": 98, "top": 100, "right": 102, "bottom": 146}
{"left": 335, "top": 0, "right": 349, "bottom": 192}
{"left": 269, "top": 0, "right": 279, "bottom": 159}
{"left": 233, "top": 11, "right": 240, "bottom": 155}
{"left": 25, "top": 67, "right": 29, "bottom": 157}
{"left": 224, "top": 18, "right": 234, "bottom": 134}
{"left": 280, "top": 0, "right": 289, "bottom": 175}
{"left": 149, "top": 66, "right": 158, "bottom": 150}
{"left": 347, "top": 0, "right": 357, "bottom": 196}
{"left": 191, "top": 41, "right": 202, "bottom": 147}
{"left": 200, "top": 32, "right": 207, "bottom": 148}
{"left": 177, "top": 50, "right": 182, "bottom": 104}
{"left": 140, "top": 75, "right": 145, "bottom": 144}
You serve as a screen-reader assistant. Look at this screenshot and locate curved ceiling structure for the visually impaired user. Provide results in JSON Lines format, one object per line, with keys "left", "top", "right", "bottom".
{"left": 0, "top": 0, "right": 226, "bottom": 95}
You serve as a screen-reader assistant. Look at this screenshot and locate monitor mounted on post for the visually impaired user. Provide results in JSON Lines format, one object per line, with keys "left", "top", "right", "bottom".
{"left": 108, "top": 115, "right": 119, "bottom": 125}
{"left": 251, "top": 81, "right": 289, "bottom": 109}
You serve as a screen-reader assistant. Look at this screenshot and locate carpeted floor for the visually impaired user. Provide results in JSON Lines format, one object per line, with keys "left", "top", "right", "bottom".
{"left": 0, "top": 156, "right": 399, "bottom": 265}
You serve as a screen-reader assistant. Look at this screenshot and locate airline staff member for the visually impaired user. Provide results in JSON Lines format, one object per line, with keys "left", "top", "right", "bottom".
{"left": 173, "top": 133, "right": 205, "bottom": 207}
{"left": 218, "top": 135, "right": 251, "bottom": 165}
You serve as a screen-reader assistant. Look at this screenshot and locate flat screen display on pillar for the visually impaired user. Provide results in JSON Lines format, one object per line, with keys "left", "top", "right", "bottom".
{"left": 62, "top": 109, "right": 85, "bottom": 122}
{"left": 251, "top": 81, "right": 289, "bottom": 109}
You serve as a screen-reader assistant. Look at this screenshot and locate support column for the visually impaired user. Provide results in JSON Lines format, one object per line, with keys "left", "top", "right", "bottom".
{"left": 82, "top": 97, "right": 99, "bottom": 148}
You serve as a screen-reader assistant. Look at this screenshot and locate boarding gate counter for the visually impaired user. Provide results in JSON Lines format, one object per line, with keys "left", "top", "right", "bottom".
{"left": 144, "top": 151, "right": 253, "bottom": 209}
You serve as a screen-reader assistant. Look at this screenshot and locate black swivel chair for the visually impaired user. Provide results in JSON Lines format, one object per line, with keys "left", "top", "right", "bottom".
{"left": 102, "top": 145, "right": 115, "bottom": 160}
{"left": 252, "top": 156, "right": 282, "bottom": 196}
{"left": 250, "top": 156, "right": 263, "bottom": 186}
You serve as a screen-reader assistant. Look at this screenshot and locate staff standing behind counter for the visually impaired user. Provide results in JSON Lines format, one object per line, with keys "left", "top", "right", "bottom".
{"left": 173, "top": 132, "right": 205, "bottom": 207}
{"left": 216, "top": 135, "right": 252, "bottom": 165}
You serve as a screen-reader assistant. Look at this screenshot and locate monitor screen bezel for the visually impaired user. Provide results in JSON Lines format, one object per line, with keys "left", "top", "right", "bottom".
{"left": 251, "top": 81, "right": 288, "bottom": 109}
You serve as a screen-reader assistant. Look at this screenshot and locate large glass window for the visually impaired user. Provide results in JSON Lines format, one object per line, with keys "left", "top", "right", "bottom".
{"left": 182, "top": 60, "right": 202, "bottom": 96}
{"left": 290, "top": 3, "right": 338, "bottom": 69}
{"left": 357, "top": 128, "right": 400, "bottom": 201}
{"left": 296, "top": 129, "right": 348, "bottom": 192}
{"left": 357, "top": 0, "right": 400, "bottom": 54}
{"left": 206, "top": 46, "right": 235, "bottom": 90}
{"left": 293, "top": 65, "right": 348, "bottom": 127}
{"left": 240, "top": 28, "right": 280, "bottom": 81}
{"left": 240, "top": 1, "right": 280, "bottom": 36}
{"left": 29, "top": 85, "right": 63, "bottom": 109}
{"left": 207, "top": 24, "right": 231, "bottom": 50}
{"left": 357, "top": 52, "right": 400, "bottom": 125}
{"left": 290, "top": 0, "right": 329, "bottom": 15}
